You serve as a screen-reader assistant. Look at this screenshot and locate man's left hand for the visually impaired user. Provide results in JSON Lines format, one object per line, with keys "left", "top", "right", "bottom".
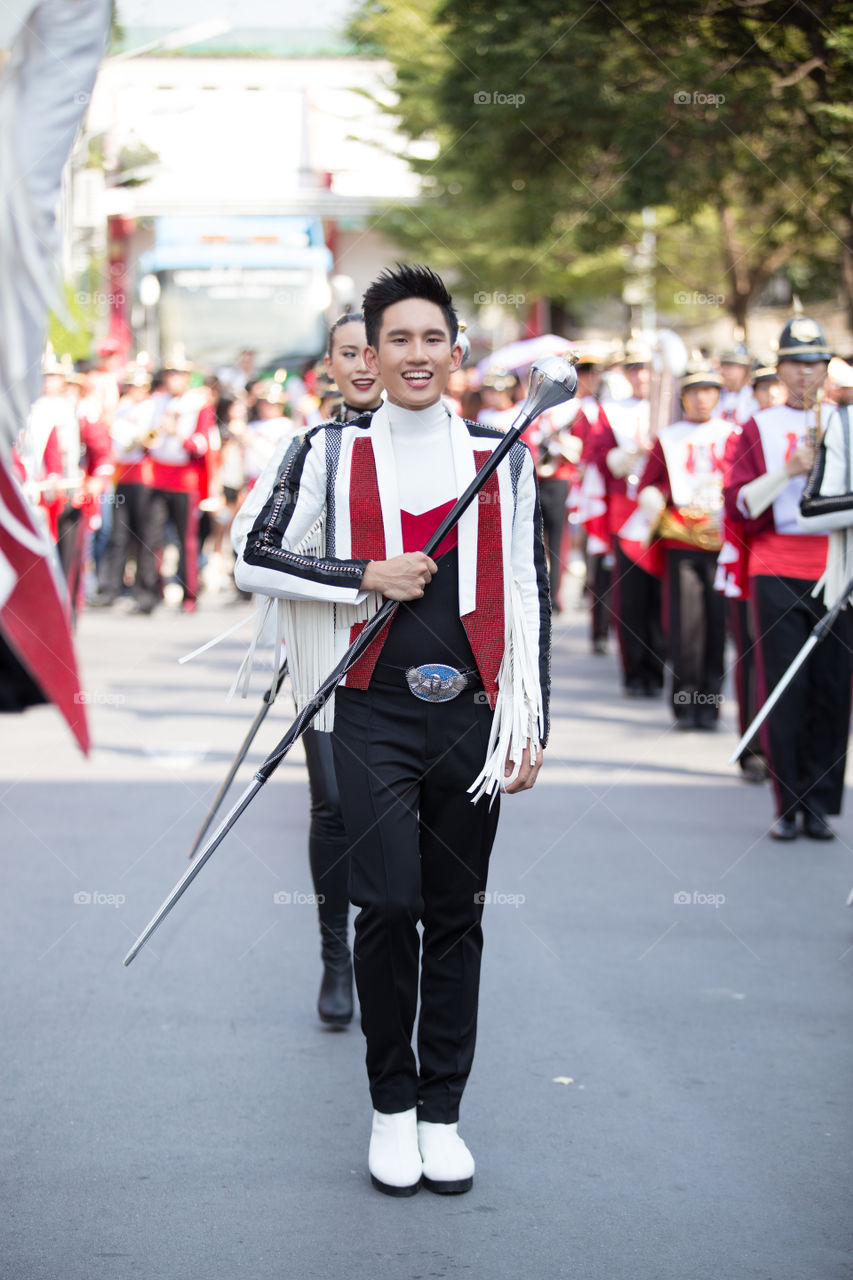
{"left": 501, "top": 741, "right": 543, "bottom": 794}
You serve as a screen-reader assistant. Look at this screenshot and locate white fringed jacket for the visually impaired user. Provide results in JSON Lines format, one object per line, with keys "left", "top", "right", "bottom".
{"left": 231, "top": 402, "right": 551, "bottom": 800}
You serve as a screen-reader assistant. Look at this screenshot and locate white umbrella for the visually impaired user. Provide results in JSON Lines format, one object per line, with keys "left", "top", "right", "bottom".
{"left": 473, "top": 334, "right": 572, "bottom": 385}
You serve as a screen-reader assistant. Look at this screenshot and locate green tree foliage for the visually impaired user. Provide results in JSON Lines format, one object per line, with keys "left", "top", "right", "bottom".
{"left": 353, "top": 1, "right": 853, "bottom": 332}
{"left": 47, "top": 284, "right": 95, "bottom": 363}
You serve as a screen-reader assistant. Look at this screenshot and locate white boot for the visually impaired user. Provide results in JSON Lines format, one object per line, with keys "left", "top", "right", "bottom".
{"left": 368, "top": 1109, "right": 422, "bottom": 1196}
{"left": 417, "top": 1120, "right": 475, "bottom": 1194}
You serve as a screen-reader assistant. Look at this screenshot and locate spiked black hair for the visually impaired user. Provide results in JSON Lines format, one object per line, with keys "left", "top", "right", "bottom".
{"left": 362, "top": 263, "right": 458, "bottom": 349}
{"left": 326, "top": 311, "right": 365, "bottom": 358}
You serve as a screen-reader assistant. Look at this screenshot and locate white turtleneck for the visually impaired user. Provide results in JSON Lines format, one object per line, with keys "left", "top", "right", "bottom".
{"left": 386, "top": 399, "right": 457, "bottom": 515}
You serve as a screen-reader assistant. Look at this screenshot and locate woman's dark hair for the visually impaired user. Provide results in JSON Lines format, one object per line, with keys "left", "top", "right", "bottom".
{"left": 326, "top": 311, "right": 365, "bottom": 358}
{"left": 362, "top": 263, "right": 457, "bottom": 349}
{"left": 216, "top": 395, "right": 235, "bottom": 431}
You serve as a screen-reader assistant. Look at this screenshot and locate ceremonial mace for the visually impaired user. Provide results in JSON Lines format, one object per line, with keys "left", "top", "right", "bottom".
{"left": 124, "top": 355, "right": 578, "bottom": 966}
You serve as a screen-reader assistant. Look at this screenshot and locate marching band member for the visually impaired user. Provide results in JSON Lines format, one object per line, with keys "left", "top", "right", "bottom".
{"left": 568, "top": 348, "right": 612, "bottom": 650}
{"left": 639, "top": 367, "right": 729, "bottom": 727}
{"left": 20, "top": 358, "right": 80, "bottom": 545}
{"left": 718, "top": 344, "right": 758, "bottom": 425}
{"left": 232, "top": 313, "right": 383, "bottom": 1029}
{"left": 147, "top": 358, "right": 214, "bottom": 613}
{"left": 90, "top": 367, "right": 159, "bottom": 612}
{"left": 586, "top": 341, "right": 666, "bottom": 695}
{"left": 243, "top": 377, "right": 292, "bottom": 488}
{"left": 751, "top": 365, "right": 785, "bottom": 412}
{"left": 476, "top": 367, "right": 520, "bottom": 430}
{"left": 525, "top": 361, "right": 588, "bottom": 613}
{"left": 234, "top": 265, "right": 550, "bottom": 1198}
{"left": 724, "top": 318, "right": 850, "bottom": 841}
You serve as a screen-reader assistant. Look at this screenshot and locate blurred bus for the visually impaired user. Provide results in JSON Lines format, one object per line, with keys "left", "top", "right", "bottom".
{"left": 136, "top": 214, "right": 333, "bottom": 370}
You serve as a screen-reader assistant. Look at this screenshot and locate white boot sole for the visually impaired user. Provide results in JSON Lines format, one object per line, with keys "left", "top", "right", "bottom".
{"left": 421, "top": 1174, "right": 473, "bottom": 1195}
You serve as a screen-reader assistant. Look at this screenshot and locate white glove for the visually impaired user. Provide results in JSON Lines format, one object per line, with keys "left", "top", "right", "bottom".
{"left": 606, "top": 447, "right": 637, "bottom": 478}
{"left": 638, "top": 485, "right": 665, "bottom": 519}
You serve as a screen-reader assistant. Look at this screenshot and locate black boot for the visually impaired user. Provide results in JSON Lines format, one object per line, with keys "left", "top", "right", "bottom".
{"left": 317, "top": 912, "right": 353, "bottom": 1028}
{"left": 303, "top": 725, "right": 354, "bottom": 1027}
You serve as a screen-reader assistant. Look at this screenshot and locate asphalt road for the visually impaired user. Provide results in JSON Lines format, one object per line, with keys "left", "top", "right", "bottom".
{"left": 1, "top": 583, "right": 851, "bottom": 1280}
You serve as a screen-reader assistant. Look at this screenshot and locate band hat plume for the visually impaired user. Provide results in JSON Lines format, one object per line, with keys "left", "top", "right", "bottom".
{"left": 828, "top": 357, "right": 853, "bottom": 390}
{"left": 776, "top": 316, "right": 832, "bottom": 363}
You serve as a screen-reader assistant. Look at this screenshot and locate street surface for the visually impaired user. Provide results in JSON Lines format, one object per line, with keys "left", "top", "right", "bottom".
{"left": 1, "top": 583, "right": 851, "bottom": 1280}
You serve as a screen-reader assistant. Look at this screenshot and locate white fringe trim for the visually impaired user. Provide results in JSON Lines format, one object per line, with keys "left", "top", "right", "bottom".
{"left": 227, "top": 511, "right": 383, "bottom": 729}
{"left": 178, "top": 612, "right": 253, "bottom": 665}
{"left": 812, "top": 529, "right": 853, "bottom": 609}
{"left": 467, "top": 578, "right": 545, "bottom": 805}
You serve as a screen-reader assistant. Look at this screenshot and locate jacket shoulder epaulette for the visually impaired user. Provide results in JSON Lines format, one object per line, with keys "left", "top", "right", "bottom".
{"left": 463, "top": 419, "right": 504, "bottom": 440}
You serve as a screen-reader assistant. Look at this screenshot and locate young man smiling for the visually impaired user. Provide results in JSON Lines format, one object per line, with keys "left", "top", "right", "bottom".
{"left": 234, "top": 263, "right": 550, "bottom": 1197}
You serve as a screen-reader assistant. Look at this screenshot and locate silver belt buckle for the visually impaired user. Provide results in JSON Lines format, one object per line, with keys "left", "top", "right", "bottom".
{"left": 405, "top": 663, "right": 468, "bottom": 703}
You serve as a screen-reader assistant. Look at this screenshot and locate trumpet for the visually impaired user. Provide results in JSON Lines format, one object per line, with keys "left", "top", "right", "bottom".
{"left": 807, "top": 387, "right": 823, "bottom": 448}
{"left": 537, "top": 427, "right": 582, "bottom": 478}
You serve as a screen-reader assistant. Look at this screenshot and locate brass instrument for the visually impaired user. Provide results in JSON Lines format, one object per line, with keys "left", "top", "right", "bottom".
{"left": 807, "top": 387, "right": 823, "bottom": 448}
{"left": 537, "top": 426, "right": 582, "bottom": 478}
{"left": 654, "top": 480, "right": 724, "bottom": 552}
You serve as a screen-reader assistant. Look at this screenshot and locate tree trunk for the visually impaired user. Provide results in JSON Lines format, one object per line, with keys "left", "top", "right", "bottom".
{"left": 841, "top": 211, "right": 853, "bottom": 344}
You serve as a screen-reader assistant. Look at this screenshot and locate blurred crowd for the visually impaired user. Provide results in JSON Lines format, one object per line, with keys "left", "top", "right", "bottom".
{"left": 14, "top": 325, "right": 853, "bottom": 665}
{"left": 12, "top": 341, "right": 366, "bottom": 617}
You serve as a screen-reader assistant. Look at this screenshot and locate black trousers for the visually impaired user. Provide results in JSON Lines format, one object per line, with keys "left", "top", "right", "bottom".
{"left": 538, "top": 477, "right": 569, "bottom": 605}
{"left": 332, "top": 678, "right": 499, "bottom": 1122}
{"left": 613, "top": 542, "right": 666, "bottom": 691}
{"left": 98, "top": 483, "right": 159, "bottom": 608}
{"left": 587, "top": 552, "right": 612, "bottom": 644}
{"left": 149, "top": 488, "right": 199, "bottom": 603}
{"left": 665, "top": 547, "right": 726, "bottom": 722}
{"left": 302, "top": 726, "right": 351, "bottom": 955}
{"left": 728, "top": 598, "right": 764, "bottom": 766}
{"left": 752, "top": 574, "right": 851, "bottom": 818}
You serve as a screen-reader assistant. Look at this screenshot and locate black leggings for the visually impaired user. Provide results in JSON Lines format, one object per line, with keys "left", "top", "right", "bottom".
{"left": 302, "top": 727, "right": 351, "bottom": 945}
